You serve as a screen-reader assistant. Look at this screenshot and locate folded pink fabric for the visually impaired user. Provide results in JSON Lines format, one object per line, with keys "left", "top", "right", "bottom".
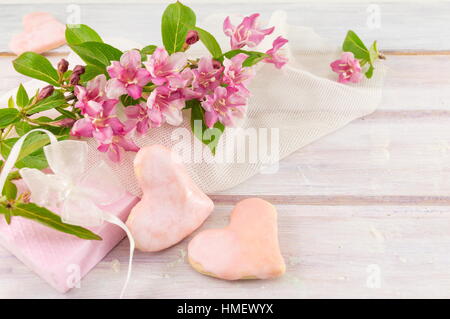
{"left": 0, "top": 192, "right": 139, "bottom": 293}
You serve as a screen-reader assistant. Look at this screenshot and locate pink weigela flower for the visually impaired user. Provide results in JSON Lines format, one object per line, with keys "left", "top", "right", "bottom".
{"left": 192, "top": 56, "right": 223, "bottom": 96}
{"left": 144, "top": 47, "right": 187, "bottom": 86}
{"left": 201, "top": 86, "right": 248, "bottom": 128}
{"left": 222, "top": 53, "right": 255, "bottom": 96}
{"left": 330, "top": 52, "right": 363, "bottom": 84}
{"left": 97, "top": 134, "right": 140, "bottom": 163}
{"left": 74, "top": 74, "right": 112, "bottom": 115}
{"left": 223, "top": 13, "right": 274, "bottom": 50}
{"left": 124, "top": 102, "right": 151, "bottom": 135}
{"left": 146, "top": 85, "right": 186, "bottom": 127}
{"left": 264, "top": 36, "right": 289, "bottom": 69}
{"left": 106, "top": 50, "right": 151, "bottom": 99}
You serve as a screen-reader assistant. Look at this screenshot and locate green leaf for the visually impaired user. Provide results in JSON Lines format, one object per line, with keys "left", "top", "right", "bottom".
{"left": 12, "top": 203, "right": 102, "bottom": 240}
{"left": 161, "top": 1, "right": 196, "bottom": 54}
{"left": 65, "top": 24, "right": 103, "bottom": 45}
{"left": 365, "top": 65, "right": 374, "bottom": 79}
{"left": 243, "top": 54, "right": 268, "bottom": 67}
{"left": 14, "top": 121, "right": 33, "bottom": 135}
{"left": 8, "top": 170, "right": 21, "bottom": 180}
{"left": 0, "top": 205, "right": 12, "bottom": 224}
{"left": 193, "top": 27, "right": 223, "bottom": 60}
{"left": 26, "top": 91, "right": 66, "bottom": 115}
{"left": 35, "top": 123, "right": 71, "bottom": 137}
{"left": 16, "top": 84, "right": 29, "bottom": 108}
{"left": 0, "top": 109, "right": 20, "bottom": 129}
{"left": 16, "top": 149, "right": 48, "bottom": 169}
{"left": 55, "top": 107, "right": 77, "bottom": 119}
{"left": 368, "top": 40, "right": 379, "bottom": 65}
{"left": 80, "top": 64, "right": 106, "bottom": 82}
{"left": 1, "top": 132, "right": 51, "bottom": 168}
{"left": 140, "top": 45, "right": 157, "bottom": 62}
{"left": 190, "top": 101, "right": 224, "bottom": 155}
{"left": 120, "top": 95, "right": 141, "bottom": 107}
{"left": 342, "top": 30, "right": 370, "bottom": 61}
{"left": 141, "top": 45, "right": 157, "bottom": 55}
{"left": 2, "top": 179, "right": 17, "bottom": 200}
{"left": 70, "top": 41, "right": 123, "bottom": 68}
{"left": 13, "top": 52, "right": 59, "bottom": 86}
{"left": 222, "top": 49, "right": 268, "bottom": 67}
{"left": 8, "top": 97, "right": 15, "bottom": 109}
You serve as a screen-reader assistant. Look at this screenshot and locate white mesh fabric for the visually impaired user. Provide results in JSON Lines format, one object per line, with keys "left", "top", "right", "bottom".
{"left": 0, "top": 11, "right": 385, "bottom": 196}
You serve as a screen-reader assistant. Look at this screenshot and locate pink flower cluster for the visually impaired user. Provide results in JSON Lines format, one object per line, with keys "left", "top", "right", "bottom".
{"left": 70, "top": 13, "right": 288, "bottom": 161}
{"left": 71, "top": 74, "right": 139, "bottom": 162}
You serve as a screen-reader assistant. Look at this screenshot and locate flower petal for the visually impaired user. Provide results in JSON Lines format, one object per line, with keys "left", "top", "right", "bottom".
{"left": 204, "top": 110, "right": 218, "bottom": 128}
{"left": 126, "top": 84, "right": 143, "bottom": 99}
{"left": 124, "top": 104, "right": 142, "bottom": 119}
{"left": 135, "top": 68, "right": 151, "bottom": 86}
{"left": 116, "top": 136, "right": 140, "bottom": 152}
{"left": 120, "top": 49, "right": 142, "bottom": 69}
{"left": 93, "top": 126, "right": 114, "bottom": 144}
{"left": 71, "top": 118, "right": 94, "bottom": 137}
{"left": 105, "top": 78, "right": 127, "bottom": 99}
{"left": 105, "top": 117, "right": 126, "bottom": 135}
{"left": 164, "top": 105, "right": 184, "bottom": 126}
{"left": 85, "top": 100, "right": 103, "bottom": 117}
{"left": 102, "top": 99, "right": 118, "bottom": 117}
{"left": 223, "top": 16, "right": 234, "bottom": 36}
{"left": 168, "top": 52, "right": 188, "bottom": 72}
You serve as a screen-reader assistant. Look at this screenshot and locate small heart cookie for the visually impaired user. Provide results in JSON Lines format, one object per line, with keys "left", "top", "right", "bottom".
{"left": 126, "top": 145, "right": 214, "bottom": 252}
{"left": 188, "top": 198, "right": 285, "bottom": 280}
{"left": 9, "top": 12, "right": 66, "bottom": 55}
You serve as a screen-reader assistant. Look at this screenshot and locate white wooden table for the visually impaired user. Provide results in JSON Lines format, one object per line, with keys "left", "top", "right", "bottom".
{"left": 1, "top": 1, "right": 450, "bottom": 298}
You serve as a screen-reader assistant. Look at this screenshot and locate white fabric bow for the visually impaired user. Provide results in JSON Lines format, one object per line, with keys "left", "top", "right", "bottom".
{"left": 0, "top": 129, "right": 135, "bottom": 298}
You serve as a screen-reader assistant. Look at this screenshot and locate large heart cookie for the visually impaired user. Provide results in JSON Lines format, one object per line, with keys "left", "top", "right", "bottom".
{"left": 9, "top": 12, "right": 66, "bottom": 55}
{"left": 126, "top": 145, "right": 214, "bottom": 252}
{"left": 188, "top": 198, "right": 285, "bottom": 280}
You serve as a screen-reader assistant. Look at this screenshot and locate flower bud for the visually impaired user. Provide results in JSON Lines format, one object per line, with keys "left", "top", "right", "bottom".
{"left": 53, "top": 118, "right": 76, "bottom": 128}
{"left": 212, "top": 60, "right": 222, "bottom": 69}
{"left": 185, "top": 30, "right": 200, "bottom": 45}
{"left": 37, "top": 85, "right": 54, "bottom": 100}
{"left": 57, "top": 59, "right": 69, "bottom": 74}
{"left": 72, "top": 65, "right": 86, "bottom": 76}
{"left": 69, "top": 74, "right": 80, "bottom": 86}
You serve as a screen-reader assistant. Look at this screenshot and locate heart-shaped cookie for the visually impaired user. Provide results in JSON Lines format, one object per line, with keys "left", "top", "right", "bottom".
{"left": 188, "top": 198, "right": 285, "bottom": 280}
{"left": 126, "top": 145, "right": 214, "bottom": 252}
{"left": 9, "top": 12, "right": 66, "bottom": 55}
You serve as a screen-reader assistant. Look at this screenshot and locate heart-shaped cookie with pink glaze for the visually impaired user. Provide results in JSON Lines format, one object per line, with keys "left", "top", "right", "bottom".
{"left": 126, "top": 145, "right": 214, "bottom": 252}
{"left": 9, "top": 12, "right": 66, "bottom": 55}
{"left": 188, "top": 198, "right": 285, "bottom": 280}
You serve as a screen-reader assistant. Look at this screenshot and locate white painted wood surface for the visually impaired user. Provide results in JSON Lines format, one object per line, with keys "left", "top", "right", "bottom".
{"left": 1, "top": 1, "right": 450, "bottom": 299}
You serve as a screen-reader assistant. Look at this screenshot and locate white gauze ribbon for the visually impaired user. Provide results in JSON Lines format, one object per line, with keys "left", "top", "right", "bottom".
{"left": 0, "top": 129, "right": 134, "bottom": 299}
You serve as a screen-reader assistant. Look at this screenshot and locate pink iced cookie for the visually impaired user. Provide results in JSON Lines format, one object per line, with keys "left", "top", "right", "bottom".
{"left": 126, "top": 145, "right": 214, "bottom": 252}
{"left": 188, "top": 198, "right": 286, "bottom": 280}
{"left": 9, "top": 12, "right": 66, "bottom": 55}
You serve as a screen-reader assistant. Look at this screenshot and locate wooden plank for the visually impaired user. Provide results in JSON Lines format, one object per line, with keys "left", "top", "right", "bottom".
{"left": 2, "top": 55, "right": 450, "bottom": 111}
{"left": 1, "top": 205, "right": 450, "bottom": 298}
{"left": 0, "top": 2, "right": 449, "bottom": 52}
{"left": 217, "top": 114, "right": 450, "bottom": 197}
